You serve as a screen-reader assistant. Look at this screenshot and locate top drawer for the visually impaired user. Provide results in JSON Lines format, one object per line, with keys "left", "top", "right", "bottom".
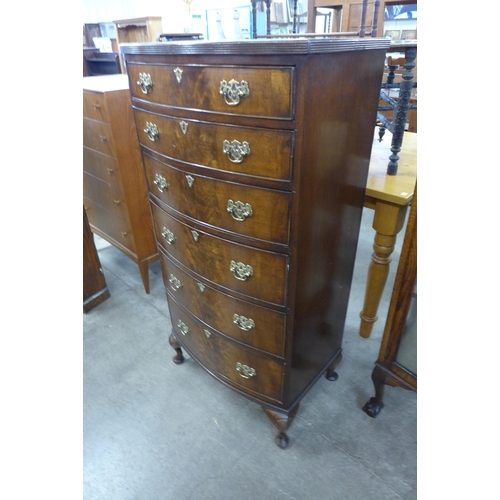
{"left": 83, "top": 91, "right": 109, "bottom": 123}
{"left": 127, "top": 63, "right": 294, "bottom": 120}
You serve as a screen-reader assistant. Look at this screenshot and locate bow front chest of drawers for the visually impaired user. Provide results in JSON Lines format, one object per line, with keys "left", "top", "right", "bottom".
{"left": 83, "top": 75, "right": 159, "bottom": 293}
{"left": 121, "top": 38, "right": 389, "bottom": 447}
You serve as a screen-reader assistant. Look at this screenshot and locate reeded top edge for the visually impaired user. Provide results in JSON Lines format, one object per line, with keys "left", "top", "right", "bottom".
{"left": 119, "top": 38, "right": 391, "bottom": 56}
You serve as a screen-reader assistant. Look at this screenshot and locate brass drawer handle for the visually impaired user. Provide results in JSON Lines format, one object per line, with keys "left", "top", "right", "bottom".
{"left": 113, "top": 199, "right": 121, "bottom": 204}
{"left": 93, "top": 103, "right": 101, "bottom": 110}
{"left": 99, "top": 135, "right": 107, "bottom": 142}
{"left": 174, "top": 67, "right": 183, "bottom": 83}
{"left": 179, "top": 121, "right": 188, "bottom": 135}
{"left": 230, "top": 260, "right": 253, "bottom": 281}
{"left": 144, "top": 122, "right": 159, "bottom": 142}
{"left": 137, "top": 72, "right": 153, "bottom": 94}
{"left": 236, "top": 362, "right": 256, "bottom": 379}
{"left": 106, "top": 168, "right": 114, "bottom": 174}
{"left": 177, "top": 320, "right": 189, "bottom": 335}
{"left": 169, "top": 274, "right": 182, "bottom": 291}
{"left": 161, "top": 228, "right": 176, "bottom": 244}
{"left": 227, "top": 200, "right": 253, "bottom": 221}
{"left": 220, "top": 79, "right": 250, "bottom": 106}
{"left": 223, "top": 140, "right": 251, "bottom": 163}
{"left": 233, "top": 314, "right": 255, "bottom": 331}
{"left": 121, "top": 231, "right": 128, "bottom": 237}
{"left": 154, "top": 173, "right": 168, "bottom": 192}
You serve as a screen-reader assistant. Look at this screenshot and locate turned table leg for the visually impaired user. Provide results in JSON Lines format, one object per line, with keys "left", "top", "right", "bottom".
{"left": 359, "top": 201, "right": 408, "bottom": 338}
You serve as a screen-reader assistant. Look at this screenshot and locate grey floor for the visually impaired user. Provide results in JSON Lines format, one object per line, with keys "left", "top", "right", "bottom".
{"left": 83, "top": 206, "right": 416, "bottom": 500}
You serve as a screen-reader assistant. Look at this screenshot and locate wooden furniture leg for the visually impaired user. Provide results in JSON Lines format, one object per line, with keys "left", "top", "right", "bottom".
{"left": 359, "top": 201, "right": 408, "bottom": 338}
{"left": 263, "top": 404, "right": 300, "bottom": 449}
{"left": 325, "top": 352, "right": 342, "bottom": 381}
{"left": 362, "top": 365, "right": 386, "bottom": 418}
{"left": 138, "top": 260, "right": 150, "bottom": 294}
{"left": 169, "top": 334, "right": 185, "bottom": 364}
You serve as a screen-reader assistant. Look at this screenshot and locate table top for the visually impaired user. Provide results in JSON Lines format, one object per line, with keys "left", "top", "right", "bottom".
{"left": 366, "top": 129, "right": 417, "bottom": 206}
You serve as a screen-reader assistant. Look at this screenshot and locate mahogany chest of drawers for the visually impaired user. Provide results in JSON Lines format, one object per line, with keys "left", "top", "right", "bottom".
{"left": 83, "top": 75, "right": 158, "bottom": 293}
{"left": 121, "top": 38, "right": 389, "bottom": 447}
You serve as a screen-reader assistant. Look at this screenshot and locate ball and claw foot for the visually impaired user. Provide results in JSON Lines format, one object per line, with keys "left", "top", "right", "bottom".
{"left": 325, "top": 368, "right": 339, "bottom": 381}
{"left": 362, "top": 397, "right": 384, "bottom": 418}
{"left": 275, "top": 432, "right": 289, "bottom": 449}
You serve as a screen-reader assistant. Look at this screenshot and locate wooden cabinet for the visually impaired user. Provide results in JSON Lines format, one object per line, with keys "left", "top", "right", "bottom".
{"left": 113, "top": 17, "right": 162, "bottom": 72}
{"left": 83, "top": 75, "right": 158, "bottom": 293}
{"left": 363, "top": 185, "right": 417, "bottom": 418}
{"left": 83, "top": 207, "right": 110, "bottom": 312}
{"left": 122, "top": 37, "right": 389, "bottom": 447}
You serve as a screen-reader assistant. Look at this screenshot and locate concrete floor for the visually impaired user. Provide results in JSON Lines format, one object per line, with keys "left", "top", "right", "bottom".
{"left": 83, "top": 206, "right": 416, "bottom": 500}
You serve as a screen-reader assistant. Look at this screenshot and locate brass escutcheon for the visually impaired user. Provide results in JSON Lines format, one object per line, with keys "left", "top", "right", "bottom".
{"left": 179, "top": 121, "right": 188, "bottom": 135}
{"left": 233, "top": 314, "right": 255, "bottom": 331}
{"left": 174, "top": 67, "right": 183, "bottom": 83}
{"left": 227, "top": 200, "right": 253, "bottom": 221}
{"left": 204, "top": 329, "right": 211, "bottom": 338}
{"left": 230, "top": 260, "right": 253, "bottom": 281}
{"left": 185, "top": 175, "right": 195, "bottom": 188}
{"left": 161, "top": 228, "right": 176, "bottom": 244}
{"left": 137, "top": 73, "right": 153, "bottom": 94}
{"left": 177, "top": 320, "right": 189, "bottom": 335}
{"left": 191, "top": 230, "right": 199, "bottom": 242}
{"left": 144, "top": 122, "right": 159, "bottom": 142}
{"left": 153, "top": 173, "right": 168, "bottom": 192}
{"left": 220, "top": 79, "right": 250, "bottom": 106}
{"left": 236, "top": 362, "right": 256, "bottom": 379}
{"left": 197, "top": 282, "right": 205, "bottom": 292}
{"left": 222, "top": 140, "right": 251, "bottom": 163}
{"left": 169, "top": 274, "right": 182, "bottom": 291}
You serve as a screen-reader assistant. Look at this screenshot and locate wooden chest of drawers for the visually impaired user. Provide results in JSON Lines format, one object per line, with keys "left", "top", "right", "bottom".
{"left": 83, "top": 75, "right": 158, "bottom": 293}
{"left": 122, "top": 38, "right": 389, "bottom": 447}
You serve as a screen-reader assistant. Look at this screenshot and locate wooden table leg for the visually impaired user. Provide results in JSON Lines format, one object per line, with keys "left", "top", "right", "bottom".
{"left": 359, "top": 201, "right": 408, "bottom": 338}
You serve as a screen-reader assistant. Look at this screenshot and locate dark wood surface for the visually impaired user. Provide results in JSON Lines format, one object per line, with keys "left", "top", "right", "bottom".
{"left": 83, "top": 207, "right": 110, "bottom": 312}
{"left": 83, "top": 75, "right": 159, "bottom": 293}
{"left": 123, "top": 39, "right": 389, "bottom": 446}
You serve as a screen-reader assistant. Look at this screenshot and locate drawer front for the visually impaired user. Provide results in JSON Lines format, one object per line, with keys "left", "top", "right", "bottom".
{"left": 144, "top": 154, "right": 291, "bottom": 245}
{"left": 128, "top": 63, "right": 294, "bottom": 120}
{"left": 135, "top": 110, "right": 293, "bottom": 181}
{"left": 160, "top": 250, "right": 286, "bottom": 357}
{"left": 83, "top": 172, "right": 128, "bottom": 220}
{"left": 83, "top": 118, "right": 116, "bottom": 158}
{"left": 169, "top": 298, "right": 284, "bottom": 402}
{"left": 84, "top": 198, "right": 136, "bottom": 253}
{"left": 83, "top": 91, "right": 110, "bottom": 122}
{"left": 83, "top": 147, "right": 120, "bottom": 184}
{"left": 151, "top": 204, "right": 288, "bottom": 306}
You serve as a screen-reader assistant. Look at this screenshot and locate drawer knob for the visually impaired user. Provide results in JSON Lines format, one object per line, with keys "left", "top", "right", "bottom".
{"left": 223, "top": 140, "right": 251, "bottom": 164}
{"left": 179, "top": 121, "right": 188, "bottom": 135}
{"left": 137, "top": 72, "right": 153, "bottom": 94}
{"left": 236, "top": 362, "right": 256, "bottom": 379}
{"left": 227, "top": 200, "right": 253, "bottom": 221}
{"left": 144, "top": 122, "right": 159, "bottom": 142}
{"left": 230, "top": 260, "right": 253, "bottom": 281}
{"left": 173, "top": 67, "right": 183, "bottom": 83}
{"left": 177, "top": 320, "right": 189, "bottom": 335}
{"left": 161, "top": 228, "right": 176, "bottom": 244}
{"left": 233, "top": 314, "right": 255, "bottom": 331}
{"left": 169, "top": 274, "right": 183, "bottom": 291}
{"left": 220, "top": 79, "right": 250, "bottom": 106}
{"left": 154, "top": 173, "right": 168, "bottom": 192}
